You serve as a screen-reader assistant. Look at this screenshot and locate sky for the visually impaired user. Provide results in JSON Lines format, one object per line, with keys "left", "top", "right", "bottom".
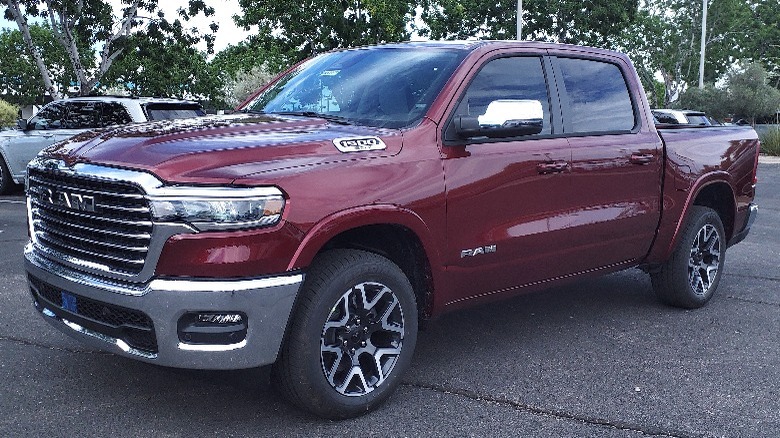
{"left": 1, "top": 0, "right": 250, "bottom": 54}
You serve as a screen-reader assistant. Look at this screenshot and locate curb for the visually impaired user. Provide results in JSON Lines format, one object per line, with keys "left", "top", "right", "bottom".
{"left": 758, "top": 154, "right": 780, "bottom": 164}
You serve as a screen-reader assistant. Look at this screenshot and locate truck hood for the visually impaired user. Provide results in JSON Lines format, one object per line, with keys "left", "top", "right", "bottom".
{"left": 44, "top": 113, "right": 402, "bottom": 184}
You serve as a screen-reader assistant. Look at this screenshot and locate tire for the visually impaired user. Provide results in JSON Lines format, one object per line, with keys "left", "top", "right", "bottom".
{"left": 0, "top": 157, "right": 14, "bottom": 195}
{"left": 651, "top": 206, "right": 726, "bottom": 309}
{"left": 272, "top": 249, "right": 418, "bottom": 419}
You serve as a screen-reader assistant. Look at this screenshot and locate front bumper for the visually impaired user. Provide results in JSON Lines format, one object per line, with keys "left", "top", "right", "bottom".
{"left": 25, "top": 244, "right": 302, "bottom": 369}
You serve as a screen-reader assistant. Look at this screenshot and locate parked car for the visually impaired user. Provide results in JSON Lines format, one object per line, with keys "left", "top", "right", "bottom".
{"left": 25, "top": 41, "right": 759, "bottom": 419}
{"left": 0, "top": 96, "right": 205, "bottom": 194}
{"left": 652, "top": 109, "right": 720, "bottom": 126}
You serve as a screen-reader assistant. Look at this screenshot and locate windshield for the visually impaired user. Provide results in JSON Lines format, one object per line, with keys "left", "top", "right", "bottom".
{"left": 245, "top": 47, "right": 467, "bottom": 129}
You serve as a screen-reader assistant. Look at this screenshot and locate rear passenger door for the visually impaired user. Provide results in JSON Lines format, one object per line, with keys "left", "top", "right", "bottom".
{"left": 552, "top": 56, "right": 662, "bottom": 270}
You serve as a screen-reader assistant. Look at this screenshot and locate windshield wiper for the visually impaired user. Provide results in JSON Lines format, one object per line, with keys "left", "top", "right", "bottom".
{"left": 271, "top": 111, "right": 353, "bottom": 125}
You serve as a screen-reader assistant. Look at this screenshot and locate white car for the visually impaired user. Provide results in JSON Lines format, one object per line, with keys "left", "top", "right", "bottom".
{"left": 651, "top": 109, "right": 720, "bottom": 126}
{"left": 0, "top": 96, "right": 205, "bottom": 194}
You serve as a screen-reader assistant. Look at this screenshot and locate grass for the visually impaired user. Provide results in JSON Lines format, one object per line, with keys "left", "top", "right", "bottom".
{"left": 760, "top": 127, "right": 780, "bottom": 156}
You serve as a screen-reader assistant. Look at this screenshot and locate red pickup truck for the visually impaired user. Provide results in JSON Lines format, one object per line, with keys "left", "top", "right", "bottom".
{"left": 24, "top": 41, "right": 759, "bottom": 419}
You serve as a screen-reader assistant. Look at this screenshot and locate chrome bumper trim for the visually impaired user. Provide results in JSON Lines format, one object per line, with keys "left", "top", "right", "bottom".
{"left": 27, "top": 250, "right": 304, "bottom": 369}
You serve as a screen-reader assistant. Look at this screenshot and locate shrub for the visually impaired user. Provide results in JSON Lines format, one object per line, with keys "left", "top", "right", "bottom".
{"left": 760, "top": 127, "right": 780, "bottom": 156}
{"left": 0, "top": 98, "right": 18, "bottom": 128}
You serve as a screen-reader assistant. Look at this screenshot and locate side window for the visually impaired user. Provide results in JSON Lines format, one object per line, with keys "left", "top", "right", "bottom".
{"left": 62, "top": 102, "right": 99, "bottom": 129}
{"left": 29, "top": 102, "right": 66, "bottom": 130}
{"left": 453, "top": 56, "right": 552, "bottom": 137}
{"left": 98, "top": 102, "right": 133, "bottom": 127}
{"left": 557, "top": 58, "right": 635, "bottom": 133}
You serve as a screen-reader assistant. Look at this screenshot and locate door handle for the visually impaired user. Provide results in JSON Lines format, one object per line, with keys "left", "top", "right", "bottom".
{"left": 536, "top": 161, "right": 568, "bottom": 174}
{"left": 629, "top": 153, "right": 654, "bottom": 165}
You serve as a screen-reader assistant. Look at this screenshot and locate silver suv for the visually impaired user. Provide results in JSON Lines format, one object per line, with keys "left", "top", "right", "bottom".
{"left": 0, "top": 96, "right": 205, "bottom": 194}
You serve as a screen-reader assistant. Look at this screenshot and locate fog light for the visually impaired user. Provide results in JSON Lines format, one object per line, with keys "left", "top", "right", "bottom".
{"left": 177, "top": 312, "right": 247, "bottom": 345}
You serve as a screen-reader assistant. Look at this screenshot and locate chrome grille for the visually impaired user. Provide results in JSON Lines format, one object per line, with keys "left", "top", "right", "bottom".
{"left": 28, "top": 167, "right": 152, "bottom": 276}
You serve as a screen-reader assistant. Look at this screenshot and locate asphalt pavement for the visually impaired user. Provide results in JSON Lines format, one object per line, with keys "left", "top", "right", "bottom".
{"left": 0, "top": 164, "right": 778, "bottom": 437}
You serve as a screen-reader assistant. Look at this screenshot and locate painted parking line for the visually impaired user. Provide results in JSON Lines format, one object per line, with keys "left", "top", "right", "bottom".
{"left": 0, "top": 199, "right": 26, "bottom": 204}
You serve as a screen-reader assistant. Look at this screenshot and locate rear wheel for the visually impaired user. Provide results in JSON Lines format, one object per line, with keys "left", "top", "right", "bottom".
{"left": 272, "top": 249, "right": 418, "bottom": 419}
{"left": 651, "top": 206, "right": 726, "bottom": 308}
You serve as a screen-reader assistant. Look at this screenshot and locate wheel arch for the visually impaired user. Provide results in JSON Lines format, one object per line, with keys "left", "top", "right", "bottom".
{"left": 288, "top": 205, "right": 442, "bottom": 319}
{"left": 663, "top": 175, "right": 736, "bottom": 262}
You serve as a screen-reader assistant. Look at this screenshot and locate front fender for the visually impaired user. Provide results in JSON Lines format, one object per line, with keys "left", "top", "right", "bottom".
{"left": 287, "top": 204, "right": 443, "bottom": 273}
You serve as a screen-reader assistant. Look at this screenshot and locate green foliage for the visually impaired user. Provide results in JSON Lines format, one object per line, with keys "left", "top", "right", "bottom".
{"left": 234, "top": 0, "right": 415, "bottom": 64}
{"left": 0, "top": 97, "right": 18, "bottom": 127}
{"left": 675, "top": 63, "right": 780, "bottom": 124}
{"left": 101, "top": 17, "right": 221, "bottom": 101}
{"left": 2, "top": 0, "right": 218, "bottom": 97}
{"left": 676, "top": 85, "right": 727, "bottom": 120}
{"left": 620, "top": 0, "right": 764, "bottom": 106}
{"left": 221, "top": 64, "right": 275, "bottom": 109}
{"left": 760, "top": 128, "right": 780, "bottom": 156}
{"left": 419, "top": 0, "right": 638, "bottom": 46}
{"left": 0, "top": 25, "right": 72, "bottom": 105}
{"left": 746, "top": 0, "right": 780, "bottom": 86}
{"left": 725, "top": 63, "right": 780, "bottom": 125}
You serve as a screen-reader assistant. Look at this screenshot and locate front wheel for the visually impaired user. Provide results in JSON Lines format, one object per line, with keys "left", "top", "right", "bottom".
{"left": 272, "top": 249, "right": 418, "bottom": 419}
{"left": 651, "top": 206, "right": 726, "bottom": 309}
{"left": 0, "top": 157, "right": 15, "bottom": 195}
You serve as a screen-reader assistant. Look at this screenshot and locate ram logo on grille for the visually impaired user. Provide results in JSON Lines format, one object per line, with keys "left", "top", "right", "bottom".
{"left": 44, "top": 188, "right": 96, "bottom": 213}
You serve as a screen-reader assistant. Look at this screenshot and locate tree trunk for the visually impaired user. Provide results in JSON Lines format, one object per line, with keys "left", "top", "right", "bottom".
{"left": 3, "top": 0, "right": 62, "bottom": 99}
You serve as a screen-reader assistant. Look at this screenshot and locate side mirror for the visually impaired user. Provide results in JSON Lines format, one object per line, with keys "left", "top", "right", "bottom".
{"left": 17, "top": 118, "right": 29, "bottom": 131}
{"left": 455, "top": 99, "right": 544, "bottom": 139}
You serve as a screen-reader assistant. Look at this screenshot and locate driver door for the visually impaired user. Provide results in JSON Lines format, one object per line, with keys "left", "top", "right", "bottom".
{"left": 442, "top": 55, "right": 573, "bottom": 306}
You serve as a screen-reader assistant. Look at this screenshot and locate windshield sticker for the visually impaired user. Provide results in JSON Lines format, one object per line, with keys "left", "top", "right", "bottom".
{"left": 333, "top": 137, "right": 387, "bottom": 153}
{"left": 320, "top": 70, "right": 340, "bottom": 76}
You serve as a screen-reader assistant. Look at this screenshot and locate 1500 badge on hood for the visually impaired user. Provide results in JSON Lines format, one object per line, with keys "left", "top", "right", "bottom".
{"left": 333, "top": 137, "right": 387, "bottom": 153}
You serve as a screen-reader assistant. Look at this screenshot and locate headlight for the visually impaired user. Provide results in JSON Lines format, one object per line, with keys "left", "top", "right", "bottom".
{"left": 148, "top": 186, "right": 285, "bottom": 231}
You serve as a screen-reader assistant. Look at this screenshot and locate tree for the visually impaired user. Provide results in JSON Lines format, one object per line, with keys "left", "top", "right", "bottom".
{"left": 100, "top": 17, "right": 221, "bottom": 101}
{"left": 724, "top": 62, "right": 780, "bottom": 125}
{"left": 676, "top": 85, "right": 727, "bottom": 119}
{"left": 1, "top": 0, "right": 218, "bottom": 98}
{"left": 0, "top": 98, "right": 18, "bottom": 127}
{"left": 419, "top": 0, "right": 639, "bottom": 47}
{"left": 221, "top": 64, "right": 275, "bottom": 109}
{"left": 619, "top": 0, "right": 755, "bottom": 106}
{"left": 0, "top": 25, "right": 71, "bottom": 105}
{"left": 746, "top": 0, "right": 780, "bottom": 87}
{"left": 234, "top": 0, "right": 415, "bottom": 64}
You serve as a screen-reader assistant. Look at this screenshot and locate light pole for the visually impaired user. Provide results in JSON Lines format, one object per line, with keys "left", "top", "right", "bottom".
{"left": 517, "top": 0, "right": 523, "bottom": 40}
{"left": 698, "top": 0, "right": 708, "bottom": 89}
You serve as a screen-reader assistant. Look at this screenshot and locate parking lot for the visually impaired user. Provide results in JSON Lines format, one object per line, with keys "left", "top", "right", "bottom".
{"left": 1, "top": 163, "right": 778, "bottom": 437}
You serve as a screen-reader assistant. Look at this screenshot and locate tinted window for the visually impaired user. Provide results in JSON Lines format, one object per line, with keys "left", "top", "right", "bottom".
{"left": 98, "top": 102, "right": 133, "bottom": 127}
{"left": 29, "top": 102, "right": 66, "bottom": 130}
{"left": 453, "top": 56, "right": 551, "bottom": 136}
{"left": 558, "top": 58, "right": 635, "bottom": 133}
{"left": 145, "top": 103, "right": 206, "bottom": 121}
{"left": 62, "top": 101, "right": 99, "bottom": 129}
{"left": 685, "top": 114, "right": 709, "bottom": 125}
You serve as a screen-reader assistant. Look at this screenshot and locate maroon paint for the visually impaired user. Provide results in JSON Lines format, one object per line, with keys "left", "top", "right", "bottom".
{"left": 50, "top": 42, "right": 759, "bottom": 319}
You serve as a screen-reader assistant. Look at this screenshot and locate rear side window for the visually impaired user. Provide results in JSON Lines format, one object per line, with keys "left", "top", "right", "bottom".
{"left": 557, "top": 58, "right": 635, "bottom": 133}
{"left": 144, "top": 103, "right": 205, "bottom": 121}
{"left": 62, "top": 102, "right": 99, "bottom": 129}
{"left": 97, "top": 102, "right": 133, "bottom": 127}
